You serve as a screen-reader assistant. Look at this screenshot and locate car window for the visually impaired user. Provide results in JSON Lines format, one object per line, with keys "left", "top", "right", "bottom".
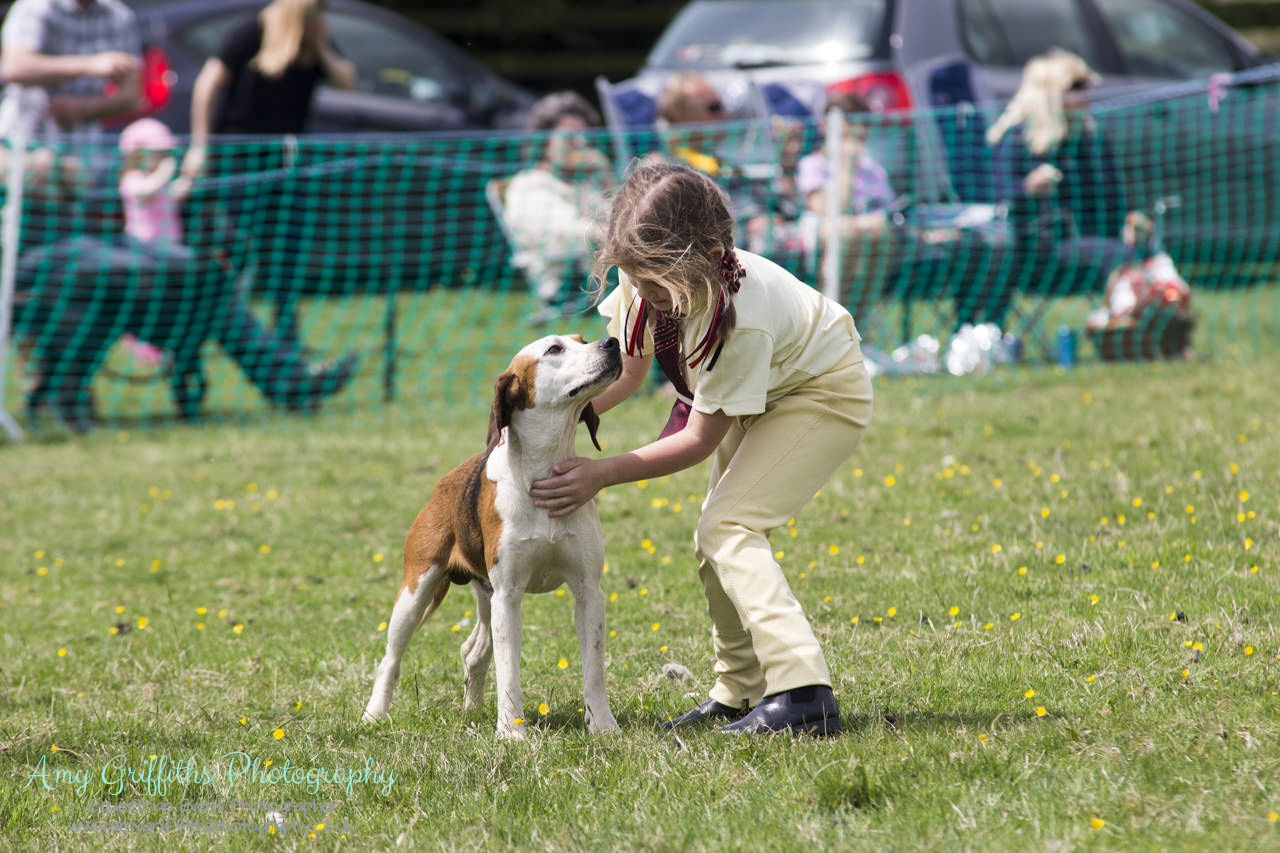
{"left": 958, "top": 0, "right": 1106, "bottom": 69}
{"left": 176, "top": 9, "right": 462, "bottom": 102}
{"left": 647, "top": 0, "right": 889, "bottom": 69}
{"left": 323, "top": 11, "right": 464, "bottom": 100}
{"left": 176, "top": 10, "right": 249, "bottom": 63}
{"left": 1091, "top": 0, "right": 1239, "bottom": 76}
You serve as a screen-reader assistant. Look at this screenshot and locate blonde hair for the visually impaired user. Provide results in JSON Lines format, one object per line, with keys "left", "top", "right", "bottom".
{"left": 986, "top": 49, "right": 1099, "bottom": 155}
{"left": 252, "top": 0, "right": 322, "bottom": 78}
{"left": 656, "top": 72, "right": 717, "bottom": 126}
{"left": 592, "top": 162, "right": 736, "bottom": 326}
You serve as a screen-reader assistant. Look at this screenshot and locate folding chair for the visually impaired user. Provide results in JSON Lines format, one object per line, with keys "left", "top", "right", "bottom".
{"left": 484, "top": 175, "right": 594, "bottom": 324}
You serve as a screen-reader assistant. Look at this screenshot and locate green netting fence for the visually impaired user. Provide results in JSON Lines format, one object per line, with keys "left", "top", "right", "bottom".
{"left": 2, "top": 71, "right": 1279, "bottom": 437}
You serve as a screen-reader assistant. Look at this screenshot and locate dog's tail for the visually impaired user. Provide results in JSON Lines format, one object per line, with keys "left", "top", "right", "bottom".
{"left": 411, "top": 566, "right": 454, "bottom": 633}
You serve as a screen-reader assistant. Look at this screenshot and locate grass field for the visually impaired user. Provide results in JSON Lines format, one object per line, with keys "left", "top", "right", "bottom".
{"left": 3, "top": 291, "right": 1279, "bottom": 851}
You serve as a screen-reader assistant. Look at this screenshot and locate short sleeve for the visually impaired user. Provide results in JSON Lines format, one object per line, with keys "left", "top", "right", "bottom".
{"left": 217, "top": 16, "right": 261, "bottom": 73}
{"left": 2, "top": 0, "right": 47, "bottom": 51}
{"left": 597, "top": 271, "right": 653, "bottom": 355}
{"left": 691, "top": 328, "right": 773, "bottom": 417}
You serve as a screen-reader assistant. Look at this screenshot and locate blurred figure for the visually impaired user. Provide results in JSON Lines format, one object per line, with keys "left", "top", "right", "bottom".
{"left": 986, "top": 49, "right": 1128, "bottom": 303}
{"left": 15, "top": 116, "right": 358, "bottom": 428}
{"left": 654, "top": 72, "right": 785, "bottom": 254}
{"left": 503, "top": 91, "right": 614, "bottom": 325}
{"left": 119, "top": 118, "right": 194, "bottom": 249}
{"left": 0, "top": 0, "right": 140, "bottom": 196}
{"left": 183, "top": 0, "right": 356, "bottom": 160}
{"left": 2, "top": 0, "right": 141, "bottom": 423}
{"left": 0, "top": 0, "right": 142, "bottom": 144}
{"left": 181, "top": 0, "right": 357, "bottom": 344}
{"left": 796, "top": 89, "right": 895, "bottom": 237}
{"left": 655, "top": 72, "right": 730, "bottom": 174}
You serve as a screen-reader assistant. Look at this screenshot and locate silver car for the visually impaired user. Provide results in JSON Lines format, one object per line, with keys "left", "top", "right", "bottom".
{"left": 634, "top": 0, "right": 1267, "bottom": 112}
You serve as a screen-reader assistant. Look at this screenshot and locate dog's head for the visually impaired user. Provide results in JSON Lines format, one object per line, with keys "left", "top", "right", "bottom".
{"left": 487, "top": 335, "right": 623, "bottom": 451}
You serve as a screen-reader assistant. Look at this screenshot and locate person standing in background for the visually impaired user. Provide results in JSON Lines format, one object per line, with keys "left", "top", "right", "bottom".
{"left": 0, "top": 0, "right": 142, "bottom": 145}
{"left": 181, "top": 0, "right": 357, "bottom": 343}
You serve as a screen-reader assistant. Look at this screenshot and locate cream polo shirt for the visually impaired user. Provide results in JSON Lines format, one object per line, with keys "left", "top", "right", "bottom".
{"left": 599, "top": 249, "right": 860, "bottom": 417}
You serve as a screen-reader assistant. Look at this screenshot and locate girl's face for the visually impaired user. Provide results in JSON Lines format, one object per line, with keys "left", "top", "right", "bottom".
{"left": 630, "top": 273, "right": 678, "bottom": 313}
{"left": 137, "top": 148, "right": 168, "bottom": 170}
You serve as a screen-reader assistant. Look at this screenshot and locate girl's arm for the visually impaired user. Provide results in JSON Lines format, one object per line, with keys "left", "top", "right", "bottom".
{"left": 181, "top": 58, "right": 231, "bottom": 178}
{"left": 531, "top": 407, "right": 733, "bottom": 517}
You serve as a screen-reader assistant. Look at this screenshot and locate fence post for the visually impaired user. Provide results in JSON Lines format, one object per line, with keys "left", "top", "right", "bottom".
{"left": 0, "top": 127, "right": 29, "bottom": 442}
{"left": 820, "top": 107, "right": 844, "bottom": 303}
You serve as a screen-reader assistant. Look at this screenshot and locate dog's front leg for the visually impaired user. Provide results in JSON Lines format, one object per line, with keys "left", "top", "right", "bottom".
{"left": 490, "top": 584, "right": 526, "bottom": 738}
{"left": 571, "top": 577, "right": 619, "bottom": 733}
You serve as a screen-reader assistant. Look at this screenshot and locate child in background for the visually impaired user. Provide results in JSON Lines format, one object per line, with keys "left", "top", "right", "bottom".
{"left": 119, "top": 117, "right": 193, "bottom": 250}
{"left": 118, "top": 117, "right": 191, "bottom": 365}
{"left": 530, "top": 163, "right": 873, "bottom": 736}
{"left": 110, "top": 116, "right": 357, "bottom": 415}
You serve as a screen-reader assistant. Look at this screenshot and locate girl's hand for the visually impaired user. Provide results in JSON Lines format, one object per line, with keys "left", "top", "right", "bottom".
{"left": 530, "top": 457, "right": 607, "bottom": 517}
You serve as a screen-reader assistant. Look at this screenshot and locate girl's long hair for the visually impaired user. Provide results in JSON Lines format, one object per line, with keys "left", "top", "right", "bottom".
{"left": 252, "top": 0, "right": 322, "bottom": 78}
{"left": 985, "top": 49, "right": 1099, "bottom": 155}
{"left": 591, "top": 162, "right": 737, "bottom": 334}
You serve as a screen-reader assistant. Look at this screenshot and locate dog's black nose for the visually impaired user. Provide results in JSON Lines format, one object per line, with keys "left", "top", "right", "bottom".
{"left": 600, "top": 337, "right": 620, "bottom": 352}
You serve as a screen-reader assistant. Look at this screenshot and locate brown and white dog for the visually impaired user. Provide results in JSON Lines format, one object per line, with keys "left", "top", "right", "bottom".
{"left": 363, "top": 334, "right": 622, "bottom": 737}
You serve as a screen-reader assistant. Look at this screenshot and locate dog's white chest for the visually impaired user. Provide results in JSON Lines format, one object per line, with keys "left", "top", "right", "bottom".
{"left": 487, "top": 448, "right": 603, "bottom": 594}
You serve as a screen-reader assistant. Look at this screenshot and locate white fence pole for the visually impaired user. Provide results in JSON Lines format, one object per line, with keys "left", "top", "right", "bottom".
{"left": 0, "top": 126, "right": 29, "bottom": 442}
{"left": 821, "top": 107, "right": 844, "bottom": 303}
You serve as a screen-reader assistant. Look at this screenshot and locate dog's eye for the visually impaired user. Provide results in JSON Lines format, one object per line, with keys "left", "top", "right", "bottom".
{"left": 544, "top": 344, "right": 564, "bottom": 356}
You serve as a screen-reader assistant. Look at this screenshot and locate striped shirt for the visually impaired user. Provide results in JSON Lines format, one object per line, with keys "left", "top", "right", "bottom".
{"left": 0, "top": 0, "right": 140, "bottom": 143}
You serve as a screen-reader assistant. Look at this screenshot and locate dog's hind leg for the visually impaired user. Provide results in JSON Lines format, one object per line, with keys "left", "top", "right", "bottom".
{"left": 460, "top": 581, "right": 493, "bottom": 710}
{"left": 363, "top": 565, "right": 449, "bottom": 723}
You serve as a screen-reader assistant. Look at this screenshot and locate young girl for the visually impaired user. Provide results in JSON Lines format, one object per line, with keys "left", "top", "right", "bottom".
{"left": 530, "top": 163, "right": 873, "bottom": 736}
{"left": 118, "top": 117, "right": 194, "bottom": 366}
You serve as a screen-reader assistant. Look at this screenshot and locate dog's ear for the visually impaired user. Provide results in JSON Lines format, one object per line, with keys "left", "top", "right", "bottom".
{"left": 580, "top": 401, "right": 602, "bottom": 451}
{"left": 487, "top": 369, "right": 532, "bottom": 447}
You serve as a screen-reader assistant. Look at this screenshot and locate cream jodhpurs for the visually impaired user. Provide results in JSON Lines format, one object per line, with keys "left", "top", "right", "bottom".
{"left": 696, "top": 348, "right": 873, "bottom": 708}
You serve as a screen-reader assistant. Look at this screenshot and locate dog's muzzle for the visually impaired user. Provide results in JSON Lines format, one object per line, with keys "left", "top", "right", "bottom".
{"left": 568, "top": 339, "right": 623, "bottom": 398}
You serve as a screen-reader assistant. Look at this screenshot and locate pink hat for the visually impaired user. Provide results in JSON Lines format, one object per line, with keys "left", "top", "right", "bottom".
{"left": 119, "top": 117, "right": 177, "bottom": 153}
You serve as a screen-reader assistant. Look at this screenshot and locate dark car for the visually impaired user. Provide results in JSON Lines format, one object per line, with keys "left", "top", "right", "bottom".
{"left": 131, "top": 0, "right": 536, "bottom": 133}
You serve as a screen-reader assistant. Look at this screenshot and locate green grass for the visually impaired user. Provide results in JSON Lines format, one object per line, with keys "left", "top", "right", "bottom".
{"left": 3, "top": 292, "right": 1279, "bottom": 851}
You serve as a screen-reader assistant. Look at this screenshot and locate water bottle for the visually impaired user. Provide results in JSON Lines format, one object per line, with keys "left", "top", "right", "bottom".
{"left": 1056, "top": 325, "right": 1077, "bottom": 367}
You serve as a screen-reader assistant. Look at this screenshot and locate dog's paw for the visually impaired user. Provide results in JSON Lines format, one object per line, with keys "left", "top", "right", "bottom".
{"left": 361, "top": 706, "right": 388, "bottom": 724}
{"left": 586, "top": 714, "right": 620, "bottom": 734}
{"left": 496, "top": 720, "right": 528, "bottom": 740}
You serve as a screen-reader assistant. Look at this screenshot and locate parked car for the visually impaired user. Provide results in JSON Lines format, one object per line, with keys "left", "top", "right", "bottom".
{"left": 608, "top": 0, "right": 1280, "bottom": 292}
{"left": 632, "top": 0, "right": 1269, "bottom": 113}
{"left": 130, "top": 0, "right": 536, "bottom": 133}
